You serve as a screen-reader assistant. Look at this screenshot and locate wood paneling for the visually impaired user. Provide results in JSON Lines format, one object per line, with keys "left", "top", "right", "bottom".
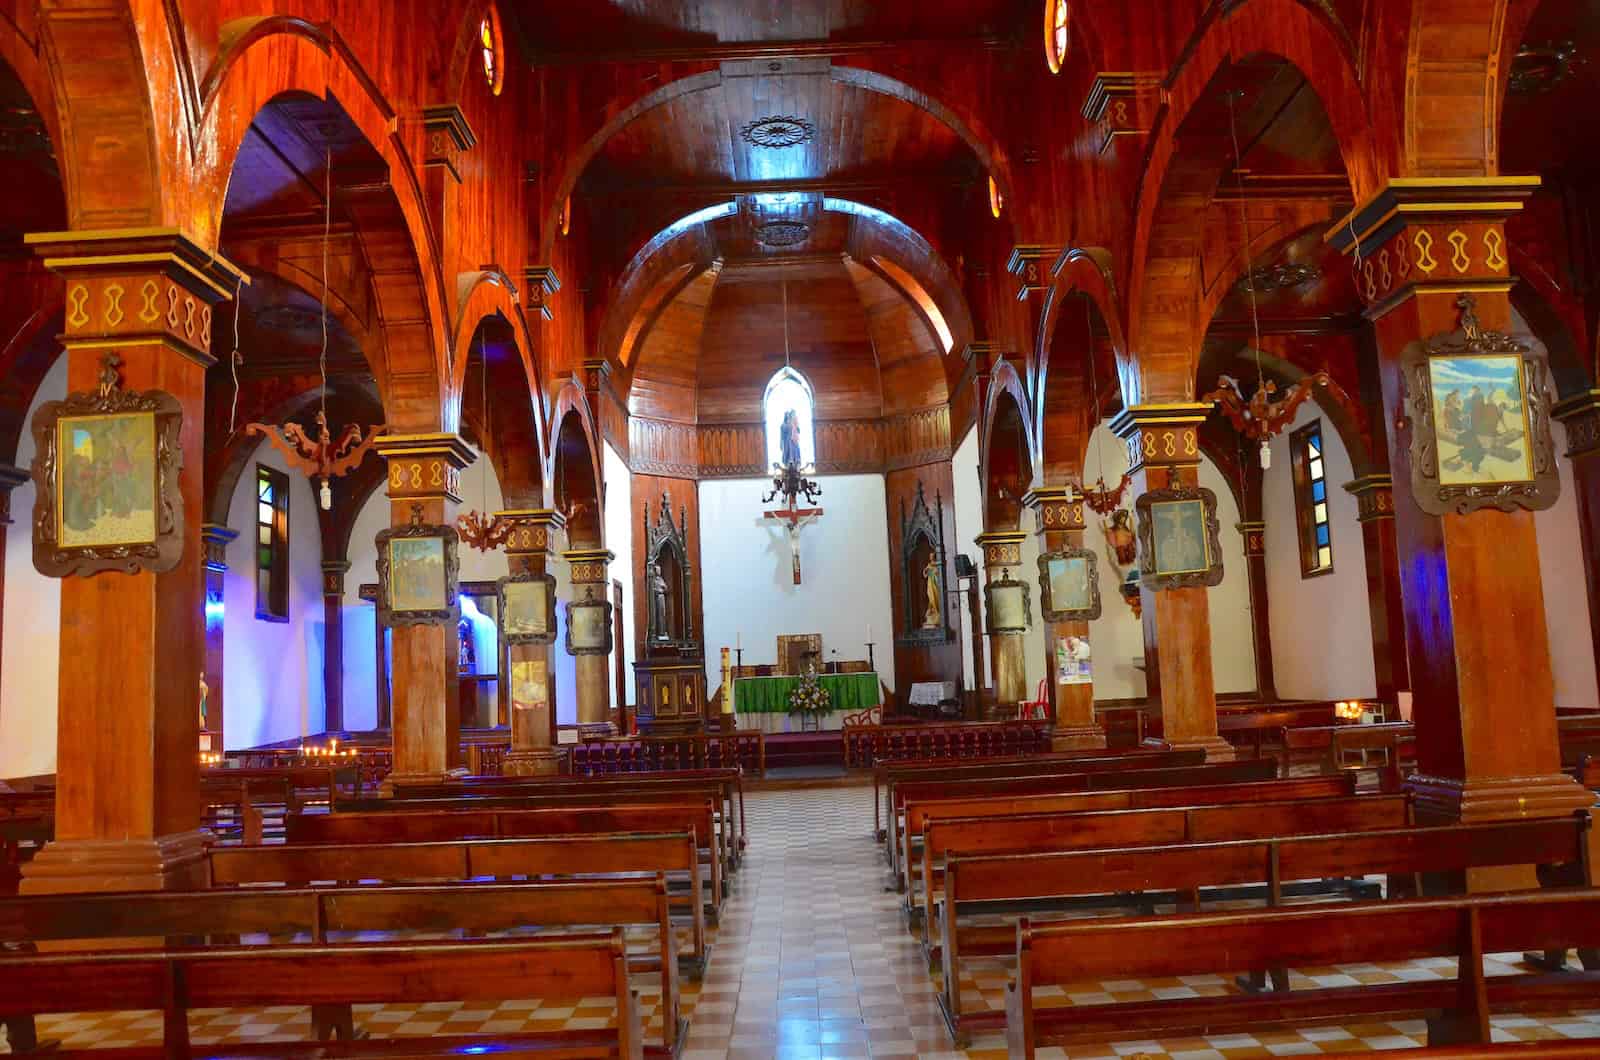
{"left": 630, "top": 475, "right": 706, "bottom": 660}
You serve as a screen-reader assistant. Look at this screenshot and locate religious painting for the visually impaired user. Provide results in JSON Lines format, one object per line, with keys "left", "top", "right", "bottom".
{"left": 1056, "top": 636, "right": 1093, "bottom": 685}
{"left": 565, "top": 586, "right": 613, "bottom": 655}
{"left": 1134, "top": 487, "right": 1224, "bottom": 591}
{"left": 510, "top": 658, "right": 549, "bottom": 710}
{"left": 984, "top": 569, "right": 1032, "bottom": 634}
{"left": 1401, "top": 295, "right": 1560, "bottom": 515}
{"left": 30, "top": 354, "right": 184, "bottom": 578}
{"left": 499, "top": 573, "right": 556, "bottom": 645}
{"left": 375, "top": 511, "right": 460, "bottom": 627}
{"left": 1037, "top": 547, "right": 1101, "bottom": 623}
{"left": 777, "top": 634, "right": 823, "bottom": 676}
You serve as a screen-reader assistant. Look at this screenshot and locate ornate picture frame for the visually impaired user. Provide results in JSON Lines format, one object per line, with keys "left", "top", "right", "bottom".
{"left": 984, "top": 568, "right": 1033, "bottom": 634}
{"left": 30, "top": 354, "right": 184, "bottom": 578}
{"left": 498, "top": 572, "right": 557, "bottom": 645}
{"left": 1135, "top": 486, "right": 1224, "bottom": 591}
{"left": 1400, "top": 294, "right": 1560, "bottom": 516}
{"left": 375, "top": 507, "right": 460, "bottom": 627}
{"left": 565, "top": 584, "right": 614, "bottom": 656}
{"left": 1037, "top": 547, "right": 1102, "bottom": 622}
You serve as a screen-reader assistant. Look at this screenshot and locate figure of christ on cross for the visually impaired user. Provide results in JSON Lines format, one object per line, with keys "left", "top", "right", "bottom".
{"left": 763, "top": 499, "right": 823, "bottom": 585}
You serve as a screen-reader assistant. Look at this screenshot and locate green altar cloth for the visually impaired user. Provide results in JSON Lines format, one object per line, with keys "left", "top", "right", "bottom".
{"left": 734, "top": 673, "right": 881, "bottom": 714}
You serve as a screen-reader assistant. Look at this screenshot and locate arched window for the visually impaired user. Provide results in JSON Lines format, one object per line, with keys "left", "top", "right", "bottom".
{"left": 764, "top": 367, "right": 816, "bottom": 471}
{"left": 988, "top": 174, "right": 1004, "bottom": 218}
{"left": 480, "top": 5, "right": 504, "bottom": 96}
{"left": 1044, "top": 0, "right": 1069, "bottom": 74}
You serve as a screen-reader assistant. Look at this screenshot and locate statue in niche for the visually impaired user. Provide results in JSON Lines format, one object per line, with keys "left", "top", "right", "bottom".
{"left": 779, "top": 408, "right": 803, "bottom": 469}
{"left": 922, "top": 555, "right": 943, "bottom": 629}
{"left": 647, "top": 560, "right": 672, "bottom": 643}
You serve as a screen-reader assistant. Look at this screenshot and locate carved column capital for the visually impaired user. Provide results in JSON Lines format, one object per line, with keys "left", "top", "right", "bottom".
{"left": 1108, "top": 403, "right": 1210, "bottom": 473}
{"left": 522, "top": 266, "right": 562, "bottom": 321}
{"left": 1006, "top": 245, "right": 1063, "bottom": 301}
{"left": 26, "top": 228, "right": 247, "bottom": 366}
{"left": 1081, "top": 72, "right": 1161, "bottom": 155}
{"left": 1553, "top": 390, "right": 1600, "bottom": 459}
{"left": 199, "top": 524, "right": 238, "bottom": 572}
{"left": 320, "top": 559, "right": 352, "bottom": 597}
{"left": 373, "top": 433, "right": 476, "bottom": 504}
{"left": 1022, "top": 485, "right": 1085, "bottom": 537}
{"left": 0, "top": 464, "right": 28, "bottom": 525}
{"left": 973, "top": 530, "right": 1027, "bottom": 573}
{"left": 498, "top": 508, "right": 566, "bottom": 559}
{"left": 1325, "top": 177, "right": 1538, "bottom": 318}
{"left": 1236, "top": 520, "right": 1267, "bottom": 557}
{"left": 1343, "top": 473, "right": 1396, "bottom": 523}
{"left": 422, "top": 104, "right": 477, "bottom": 184}
{"left": 563, "top": 547, "right": 615, "bottom": 586}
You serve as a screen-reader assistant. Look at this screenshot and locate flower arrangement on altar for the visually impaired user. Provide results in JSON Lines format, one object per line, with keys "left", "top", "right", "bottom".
{"left": 787, "top": 670, "right": 831, "bottom": 716}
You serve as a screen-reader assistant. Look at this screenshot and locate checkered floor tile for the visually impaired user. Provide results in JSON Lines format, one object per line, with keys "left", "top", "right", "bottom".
{"left": 5, "top": 784, "right": 1599, "bottom": 1058}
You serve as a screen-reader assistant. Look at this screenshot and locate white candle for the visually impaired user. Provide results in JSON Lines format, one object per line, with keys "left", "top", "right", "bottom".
{"left": 867, "top": 624, "right": 873, "bottom": 642}
{"left": 736, "top": 632, "right": 741, "bottom": 651}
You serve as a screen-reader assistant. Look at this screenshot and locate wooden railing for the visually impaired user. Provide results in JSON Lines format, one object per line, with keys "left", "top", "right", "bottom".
{"left": 568, "top": 731, "right": 765, "bottom": 778}
{"left": 223, "top": 748, "right": 391, "bottom": 794}
{"left": 842, "top": 719, "right": 1051, "bottom": 768}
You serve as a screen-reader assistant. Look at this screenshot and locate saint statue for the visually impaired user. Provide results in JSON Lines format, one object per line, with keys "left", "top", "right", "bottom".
{"left": 921, "top": 556, "right": 942, "bottom": 629}
{"left": 647, "top": 559, "right": 671, "bottom": 641}
{"left": 779, "top": 408, "right": 802, "bottom": 469}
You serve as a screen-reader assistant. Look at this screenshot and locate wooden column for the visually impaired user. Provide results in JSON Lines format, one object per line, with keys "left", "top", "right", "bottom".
{"left": 0, "top": 465, "right": 29, "bottom": 706}
{"left": 320, "top": 560, "right": 350, "bottom": 733}
{"left": 199, "top": 524, "right": 237, "bottom": 751}
{"left": 565, "top": 547, "right": 616, "bottom": 731}
{"left": 1111, "top": 404, "right": 1234, "bottom": 761}
{"left": 1552, "top": 392, "right": 1600, "bottom": 694}
{"left": 1344, "top": 474, "right": 1410, "bottom": 707}
{"left": 974, "top": 530, "right": 1029, "bottom": 717}
{"left": 372, "top": 434, "right": 475, "bottom": 791}
{"left": 1329, "top": 178, "right": 1591, "bottom": 823}
{"left": 1024, "top": 487, "right": 1106, "bottom": 750}
{"left": 502, "top": 509, "right": 566, "bottom": 775}
{"left": 1235, "top": 521, "right": 1277, "bottom": 702}
{"left": 21, "top": 229, "right": 244, "bottom": 894}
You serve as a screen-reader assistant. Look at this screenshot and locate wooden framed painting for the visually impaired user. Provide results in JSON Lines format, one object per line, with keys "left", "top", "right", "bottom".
{"left": 510, "top": 657, "right": 550, "bottom": 711}
{"left": 499, "top": 572, "right": 557, "bottom": 645}
{"left": 1037, "top": 547, "right": 1101, "bottom": 623}
{"left": 565, "top": 585, "right": 613, "bottom": 656}
{"left": 375, "top": 512, "right": 460, "bottom": 627}
{"left": 1401, "top": 294, "right": 1560, "bottom": 516}
{"left": 30, "top": 355, "right": 184, "bottom": 578}
{"left": 1135, "top": 486, "right": 1224, "bottom": 591}
{"left": 984, "top": 569, "right": 1032, "bottom": 634}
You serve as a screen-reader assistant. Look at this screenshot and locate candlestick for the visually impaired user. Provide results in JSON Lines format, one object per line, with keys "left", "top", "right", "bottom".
{"left": 866, "top": 641, "right": 876, "bottom": 673}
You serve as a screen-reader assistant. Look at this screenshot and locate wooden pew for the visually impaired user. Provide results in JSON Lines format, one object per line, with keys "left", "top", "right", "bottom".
{"left": 1315, "top": 1046, "right": 1600, "bottom": 1059}
{"left": 1216, "top": 705, "right": 1335, "bottom": 758}
{"left": 888, "top": 757, "right": 1279, "bottom": 879}
{"left": 1281, "top": 722, "right": 1416, "bottom": 784}
{"left": 938, "top": 814, "right": 1594, "bottom": 1042}
{"left": 912, "top": 791, "right": 1410, "bottom": 928}
{"left": 0, "top": 875, "right": 684, "bottom": 1054}
{"left": 1004, "top": 889, "right": 1600, "bottom": 1058}
{"left": 207, "top": 831, "right": 710, "bottom": 974}
{"left": 873, "top": 747, "right": 1203, "bottom": 841}
{"left": 384, "top": 768, "right": 747, "bottom": 861}
{"left": 0, "top": 931, "right": 644, "bottom": 1059}
{"left": 287, "top": 801, "right": 725, "bottom": 909}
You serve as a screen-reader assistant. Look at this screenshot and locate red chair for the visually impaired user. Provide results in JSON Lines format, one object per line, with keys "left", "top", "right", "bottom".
{"left": 1019, "top": 679, "right": 1050, "bottom": 721}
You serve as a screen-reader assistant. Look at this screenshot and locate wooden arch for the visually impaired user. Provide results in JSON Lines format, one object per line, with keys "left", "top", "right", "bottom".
{"left": 452, "top": 268, "right": 549, "bottom": 437}
{"left": 196, "top": 21, "right": 449, "bottom": 434}
{"left": 979, "top": 359, "right": 1035, "bottom": 533}
{"left": 457, "top": 307, "right": 545, "bottom": 510}
{"left": 548, "top": 379, "right": 604, "bottom": 547}
{"left": 1035, "top": 247, "right": 1131, "bottom": 483}
{"left": 1126, "top": 0, "right": 1374, "bottom": 405}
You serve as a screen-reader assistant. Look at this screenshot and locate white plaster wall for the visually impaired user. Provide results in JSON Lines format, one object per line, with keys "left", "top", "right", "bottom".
{"left": 950, "top": 427, "right": 986, "bottom": 690}
{"left": 603, "top": 442, "right": 634, "bottom": 707}
{"left": 222, "top": 442, "right": 326, "bottom": 749}
{"left": 697, "top": 474, "right": 897, "bottom": 691}
{"left": 1537, "top": 416, "right": 1599, "bottom": 708}
{"left": 0, "top": 355, "right": 65, "bottom": 780}
{"left": 1199, "top": 453, "right": 1257, "bottom": 694}
{"left": 1261, "top": 400, "right": 1377, "bottom": 700}
{"left": 341, "top": 445, "right": 509, "bottom": 730}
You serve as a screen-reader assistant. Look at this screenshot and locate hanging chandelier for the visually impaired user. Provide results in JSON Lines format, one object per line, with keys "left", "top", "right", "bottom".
{"left": 245, "top": 149, "right": 383, "bottom": 509}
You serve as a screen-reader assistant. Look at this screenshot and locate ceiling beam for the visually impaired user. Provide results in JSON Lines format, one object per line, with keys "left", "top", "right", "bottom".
{"left": 525, "top": 35, "right": 1012, "bottom": 67}
{"left": 578, "top": 172, "right": 977, "bottom": 199}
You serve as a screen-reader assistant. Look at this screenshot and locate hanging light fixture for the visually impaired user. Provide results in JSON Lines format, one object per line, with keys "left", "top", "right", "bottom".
{"left": 248, "top": 148, "right": 384, "bottom": 509}
{"left": 1078, "top": 298, "right": 1132, "bottom": 515}
{"left": 458, "top": 336, "right": 513, "bottom": 551}
{"left": 1201, "top": 92, "right": 1327, "bottom": 471}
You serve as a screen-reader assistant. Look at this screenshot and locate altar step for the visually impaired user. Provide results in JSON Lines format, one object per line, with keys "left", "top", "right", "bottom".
{"left": 764, "top": 730, "right": 844, "bottom": 769}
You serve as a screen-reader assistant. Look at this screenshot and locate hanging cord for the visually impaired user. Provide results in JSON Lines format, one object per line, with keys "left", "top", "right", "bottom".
{"left": 226, "top": 272, "right": 245, "bottom": 433}
{"left": 782, "top": 278, "right": 791, "bottom": 367}
{"left": 1085, "top": 298, "right": 1107, "bottom": 488}
{"left": 480, "top": 335, "right": 490, "bottom": 515}
{"left": 1226, "top": 92, "right": 1271, "bottom": 469}
{"left": 319, "top": 147, "right": 332, "bottom": 428}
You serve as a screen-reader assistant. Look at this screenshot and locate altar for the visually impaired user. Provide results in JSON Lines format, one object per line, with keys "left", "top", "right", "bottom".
{"left": 733, "top": 672, "right": 881, "bottom": 733}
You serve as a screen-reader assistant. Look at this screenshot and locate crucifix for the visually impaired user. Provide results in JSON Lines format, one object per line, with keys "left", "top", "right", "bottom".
{"left": 761, "top": 463, "right": 823, "bottom": 585}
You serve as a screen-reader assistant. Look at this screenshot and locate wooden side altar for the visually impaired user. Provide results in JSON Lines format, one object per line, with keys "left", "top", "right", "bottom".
{"left": 633, "top": 496, "right": 708, "bottom": 734}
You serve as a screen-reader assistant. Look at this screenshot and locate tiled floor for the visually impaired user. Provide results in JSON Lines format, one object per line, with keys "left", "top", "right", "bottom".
{"left": 10, "top": 784, "right": 1600, "bottom": 1058}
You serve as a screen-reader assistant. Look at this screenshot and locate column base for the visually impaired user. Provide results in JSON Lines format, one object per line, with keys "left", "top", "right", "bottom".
{"left": 1405, "top": 771, "right": 1596, "bottom": 825}
{"left": 1142, "top": 734, "right": 1237, "bottom": 762}
{"left": 576, "top": 722, "right": 617, "bottom": 739}
{"left": 20, "top": 830, "right": 209, "bottom": 894}
{"left": 1050, "top": 725, "right": 1107, "bottom": 752}
{"left": 501, "top": 748, "right": 566, "bottom": 777}
{"left": 379, "top": 768, "right": 470, "bottom": 796}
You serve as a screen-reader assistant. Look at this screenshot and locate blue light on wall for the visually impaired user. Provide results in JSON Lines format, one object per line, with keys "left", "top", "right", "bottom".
{"left": 205, "top": 594, "right": 225, "bottom": 627}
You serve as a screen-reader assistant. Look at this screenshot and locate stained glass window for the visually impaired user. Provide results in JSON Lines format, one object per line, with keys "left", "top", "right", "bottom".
{"left": 1290, "top": 420, "right": 1334, "bottom": 576}
{"left": 1045, "top": 0, "right": 1069, "bottom": 74}
{"left": 480, "top": 6, "right": 503, "bottom": 96}
{"left": 764, "top": 367, "right": 816, "bottom": 472}
{"left": 256, "top": 465, "right": 290, "bottom": 620}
